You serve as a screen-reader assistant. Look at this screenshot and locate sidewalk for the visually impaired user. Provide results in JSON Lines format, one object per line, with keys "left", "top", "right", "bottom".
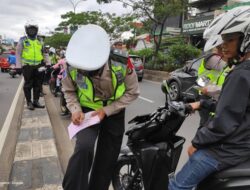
{"left": 8, "top": 98, "right": 63, "bottom": 190}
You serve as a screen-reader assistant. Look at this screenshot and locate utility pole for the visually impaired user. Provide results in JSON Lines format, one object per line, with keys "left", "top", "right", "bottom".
{"left": 68, "top": 0, "right": 86, "bottom": 13}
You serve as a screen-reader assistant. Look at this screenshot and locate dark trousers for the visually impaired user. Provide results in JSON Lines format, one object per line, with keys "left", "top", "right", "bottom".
{"left": 44, "top": 65, "right": 52, "bottom": 84}
{"left": 62, "top": 109, "right": 125, "bottom": 190}
{"left": 22, "top": 64, "right": 41, "bottom": 103}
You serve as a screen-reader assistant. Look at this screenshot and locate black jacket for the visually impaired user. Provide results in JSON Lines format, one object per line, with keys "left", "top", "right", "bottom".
{"left": 192, "top": 60, "right": 250, "bottom": 169}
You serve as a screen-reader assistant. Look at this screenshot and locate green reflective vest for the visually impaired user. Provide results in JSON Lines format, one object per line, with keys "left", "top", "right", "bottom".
{"left": 216, "top": 66, "right": 232, "bottom": 87}
{"left": 198, "top": 58, "right": 221, "bottom": 84}
{"left": 22, "top": 38, "right": 43, "bottom": 65}
{"left": 49, "top": 54, "right": 57, "bottom": 65}
{"left": 69, "top": 61, "right": 126, "bottom": 110}
{"left": 209, "top": 66, "right": 232, "bottom": 116}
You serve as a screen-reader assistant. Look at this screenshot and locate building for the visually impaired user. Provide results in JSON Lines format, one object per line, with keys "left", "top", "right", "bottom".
{"left": 183, "top": 0, "right": 227, "bottom": 49}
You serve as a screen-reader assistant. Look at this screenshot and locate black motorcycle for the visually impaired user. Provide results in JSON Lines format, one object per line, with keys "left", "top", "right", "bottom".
{"left": 112, "top": 85, "right": 250, "bottom": 190}
{"left": 49, "top": 68, "right": 61, "bottom": 97}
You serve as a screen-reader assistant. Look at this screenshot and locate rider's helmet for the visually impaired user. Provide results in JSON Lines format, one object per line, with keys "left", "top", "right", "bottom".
{"left": 66, "top": 24, "right": 110, "bottom": 71}
{"left": 10, "top": 50, "right": 15, "bottom": 55}
{"left": 49, "top": 47, "right": 56, "bottom": 54}
{"left": 203, "top": 6, "right": 250, "bottom": 55}
{"left": 25, "top": 19, "right": 39, "bottom": 38}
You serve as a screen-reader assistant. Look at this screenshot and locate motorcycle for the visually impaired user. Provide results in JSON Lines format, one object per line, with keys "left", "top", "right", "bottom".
{"left": 8, "top": 66, "right": 22, "bottom": 78}
{"left": 112, "top": 82, "right": 250, "bottom": 190}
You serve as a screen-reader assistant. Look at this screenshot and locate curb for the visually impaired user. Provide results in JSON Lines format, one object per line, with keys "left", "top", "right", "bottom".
{"left": 0, "top": 79, "right": 24, "bottom": 190}
{"left": 143, "top": 69, "right": 169, "bottom": 82}
{"left": 44, "top": 87, "right": 73, "bottom": 174}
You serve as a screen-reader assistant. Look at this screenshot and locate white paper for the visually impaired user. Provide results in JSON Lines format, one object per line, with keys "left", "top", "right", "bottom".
{"left": 68, "top": 111, "right": 100, "bottom": 139}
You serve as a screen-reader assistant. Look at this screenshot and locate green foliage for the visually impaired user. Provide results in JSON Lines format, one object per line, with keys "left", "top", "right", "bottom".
{"left": 44, "top": 33, "right": 72, "bottom": 48}
{"left": 129, "top": 48, "right": 154, "bottom": 62}
{"left": 167, "top": 43, "right": 201, "bottom": 64}
{"left": 129, "top": 42, "right": 201, "bottom": 72}
{"left": 56, "top": 11, "right": 135, "bottom": 39}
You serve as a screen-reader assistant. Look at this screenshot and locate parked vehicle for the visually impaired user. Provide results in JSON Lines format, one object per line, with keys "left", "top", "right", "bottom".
{"left": 112, "top": 83, "right": 250, "bottom": 190}
{"left": 129, "top": 55, "right": 144, "bottom": 82}
{"left": 0, "top": 52, "right": 11, "bottom": 72}
{"left": 161, "top": 58, "right": 202, "bottom": 101}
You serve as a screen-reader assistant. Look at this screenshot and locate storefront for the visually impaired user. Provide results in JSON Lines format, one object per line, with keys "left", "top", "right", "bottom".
{"left": 183, "top": 15, "right": 214, "bottom": 49}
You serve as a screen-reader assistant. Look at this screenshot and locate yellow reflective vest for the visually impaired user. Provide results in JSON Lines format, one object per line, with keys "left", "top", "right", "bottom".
{"left": 21, "top": 37, "right": 43, "bottom": 65}
{"left": 69, "top": 61, "right": 126, "bottom": 110}
{"left": 198, "top": 58, "right": 221, "bottom": 84}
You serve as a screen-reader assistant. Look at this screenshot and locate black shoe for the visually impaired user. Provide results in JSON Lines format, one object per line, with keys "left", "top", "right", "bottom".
{"left": 27, "top": 102, "right": 35, "bottom": 110}
{"left": 33, "top": 101, "right": 45, "bottom": 108}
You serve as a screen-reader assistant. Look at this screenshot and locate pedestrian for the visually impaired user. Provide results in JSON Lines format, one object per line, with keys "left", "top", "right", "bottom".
{"left": 16, "top": 19, "right": 45, "bottom": 110}
{"left": 169, "top": 6, "right": 250, "bottom": 190}
{"left": 62, "top": 24, "right": 139, "bottom": 190}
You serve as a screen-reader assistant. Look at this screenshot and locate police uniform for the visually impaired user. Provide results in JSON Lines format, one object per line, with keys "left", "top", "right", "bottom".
{"left": 197, "top": 55, "right": 226, "bottom": 127}
{"left": 62, "top": 60, "right": 139, "bottom": 190}
{"left": 16, "top": 36, "right": 44, "bottom": 105}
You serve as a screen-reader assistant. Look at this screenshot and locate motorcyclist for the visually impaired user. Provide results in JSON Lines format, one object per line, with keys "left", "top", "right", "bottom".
{"left": 49, "top": 47, "right": 57, "bottom": 65}
{"left": 61, "top": 24, "right": 139, "bottom": 190}
{"left": 169, "top": 6, "right": 250, "bottom": 190}
{"left": 16, "top": 19, "right": 45, "bottom": 110}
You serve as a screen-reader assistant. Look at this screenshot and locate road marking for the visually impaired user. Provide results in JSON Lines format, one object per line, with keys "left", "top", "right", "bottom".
{"left": 0, "top": 78, "right": 24, "bottom": 156}
{"left": 139, "top": 96, "right": 154, "bottom": 103}
{"left": 144, "top": 79, "right": 162, "bottom": 85}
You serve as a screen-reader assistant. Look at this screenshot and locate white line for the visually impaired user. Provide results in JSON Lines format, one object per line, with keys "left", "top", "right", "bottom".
{"left": 0, "top": 78, "right": 24, "bottom": 156}
{"left": 139, "top": 96, "right": 154, "bottom": 103}
{"left": 143, "top": 79, "right": 162, "bottom": 85}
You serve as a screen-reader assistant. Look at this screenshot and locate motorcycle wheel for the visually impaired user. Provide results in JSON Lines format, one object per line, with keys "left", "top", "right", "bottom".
{"left": 112, "top": 156, "right": 143, "bottom": 190}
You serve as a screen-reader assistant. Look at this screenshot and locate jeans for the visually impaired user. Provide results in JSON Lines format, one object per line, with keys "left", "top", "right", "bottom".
{"left": 169, "top": 150, "right": 220, "bottom": 190}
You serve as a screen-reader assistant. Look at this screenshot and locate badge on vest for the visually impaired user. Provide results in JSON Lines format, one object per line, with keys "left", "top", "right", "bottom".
{"left": 116, "top": 71, "right": 124, "bottom": 85}
{"left": 76, "top": 73, "right": 88, "bottom": 89}
{"left": 24, "top": 40, "right": 30, "bottom": 46}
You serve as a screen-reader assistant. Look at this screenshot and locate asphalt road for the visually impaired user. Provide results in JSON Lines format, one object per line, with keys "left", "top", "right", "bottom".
{"left": 47, "top": 79, "right": 200, "bottom": 173}
{"left": 0, "top": 72, "right": 21, "bottom": 131}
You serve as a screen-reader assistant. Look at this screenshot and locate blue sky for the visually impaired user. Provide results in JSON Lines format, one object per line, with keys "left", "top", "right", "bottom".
{"left": 0, "top": 0, "right": 132, "bottom": 41}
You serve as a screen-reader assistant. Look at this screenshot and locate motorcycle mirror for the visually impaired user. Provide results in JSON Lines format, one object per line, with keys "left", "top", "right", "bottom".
{"left": 161, "top": 80, "right": 170, "bottom": 94}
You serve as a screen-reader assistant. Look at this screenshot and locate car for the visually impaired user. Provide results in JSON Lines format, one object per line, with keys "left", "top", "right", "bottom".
{"left": 162, "top": 58, "right": 202, "bottom": 101}
{"left": 0, "top": 52, "right": 11, "bottom": 72}
{"left": 129, "top": 55, "right": 144, "bottom": 82}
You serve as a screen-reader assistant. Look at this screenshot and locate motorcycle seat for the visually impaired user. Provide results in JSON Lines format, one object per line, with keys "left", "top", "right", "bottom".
{"left": 213, "top": 159, "right": 250, "bottom": 178}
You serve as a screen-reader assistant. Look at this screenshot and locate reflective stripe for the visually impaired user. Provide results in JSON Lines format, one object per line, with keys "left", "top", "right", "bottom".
{"left": 69, "top": 61, "right": 126, "bottom": 110}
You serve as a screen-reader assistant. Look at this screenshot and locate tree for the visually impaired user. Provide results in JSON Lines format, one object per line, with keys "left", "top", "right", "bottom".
{"left": 44, "top": 33, "right": 72, "bottom": 48}
{"left": 55, "top": 11, "right": 135, "bottom": 40}
{"left": 98, "top": 0, "right": 187, "bottom": 62}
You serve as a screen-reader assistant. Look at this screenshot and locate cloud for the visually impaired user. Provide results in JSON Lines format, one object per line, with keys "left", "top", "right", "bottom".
{"left": 0, "top": 0, "right": 132, "bottom": 41}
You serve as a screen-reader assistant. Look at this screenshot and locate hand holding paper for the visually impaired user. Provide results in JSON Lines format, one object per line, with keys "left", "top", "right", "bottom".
{"left": 68, "top": 111, "right": 100, "bottom": 139}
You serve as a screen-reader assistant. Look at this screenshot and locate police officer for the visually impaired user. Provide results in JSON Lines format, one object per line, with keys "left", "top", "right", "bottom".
{"left": 62, "top": 25, "right": 139, "bottom": 190}
{"left": 197, "top": 47, "right": 226, "bottom": 127}
{"left": 16, "top": 20, "right": 45, "bottom": 110}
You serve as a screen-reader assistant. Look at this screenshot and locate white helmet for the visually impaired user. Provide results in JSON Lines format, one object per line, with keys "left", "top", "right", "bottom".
{"left": 203, "top": 6, "right": 250, "bottom": 53}
{"left": 203, "top": 13, "right": 225, "bottom": 40}
{"left": 204, "top": 35, "right": 223, "bottom": 52}
{"left": 66, "top": 24, "right": 110, "bottom": 71}
{"left": 25, "top": 19, "right": 39, "bottom": 29}
{"left": 49, "top": 47, "right": 56, "bottom": 54}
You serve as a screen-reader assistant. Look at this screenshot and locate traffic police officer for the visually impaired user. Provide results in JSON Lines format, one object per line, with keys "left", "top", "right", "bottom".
{"left": 62, "top": 24, "right": 140, "bottom": 190}
{"left": 16, "top": 19, "right": 45, "bottom": 110}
